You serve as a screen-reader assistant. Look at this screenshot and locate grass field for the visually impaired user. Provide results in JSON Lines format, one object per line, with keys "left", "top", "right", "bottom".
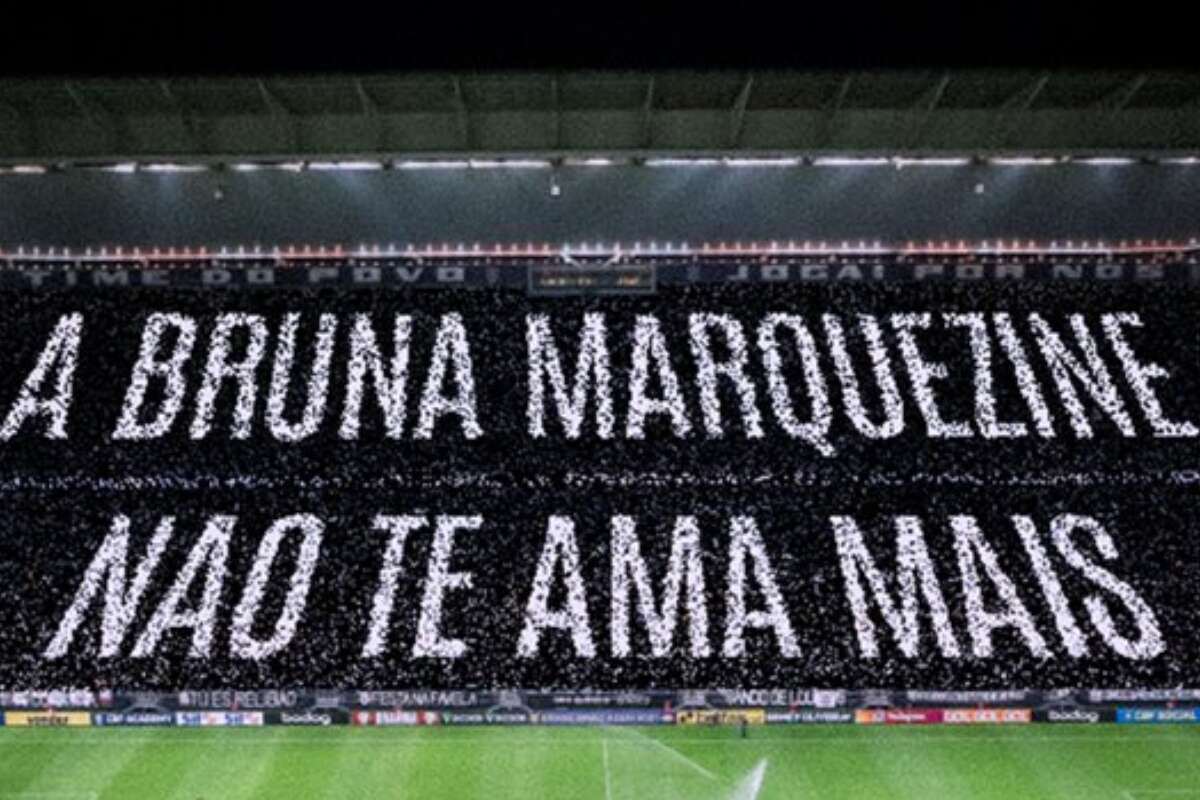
{"left": 0, "top": 725, "right": 1198, "bottom": 799}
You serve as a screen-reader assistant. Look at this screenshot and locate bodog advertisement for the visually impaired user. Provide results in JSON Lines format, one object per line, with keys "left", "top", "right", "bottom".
{"left": 0, "top": 280, "right": 1195, "bottom": 689}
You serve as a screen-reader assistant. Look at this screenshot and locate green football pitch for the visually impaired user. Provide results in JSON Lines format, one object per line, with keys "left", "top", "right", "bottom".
{"left": 0, "top": 725, "right": 1197, "bottom": 799}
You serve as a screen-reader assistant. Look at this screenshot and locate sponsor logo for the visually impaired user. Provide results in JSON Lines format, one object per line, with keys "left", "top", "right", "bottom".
{"left": 539, "top": 710, "right": 671, "bottom": 725}
{"left": 210, "top": 712, "right": 263, "bottom": 727}
{"left": 548, "top": 693, "right": 655, "bottom": 707}
{"left": 766, "top": 710, "right": 853, "bottom": 724}
{"left": 717, "top": 690, "right": 847, "bottom": 709}
{"left": 312, "top": 695, "right": 345, "bottom": 709}
{"left": 1117, "top": 708, "right": 1200, "bottom": 724}
{"left": 351, "top": 710, "right": 440, "bottom": 726}
{"left": 279, "top": 713, "right": 333, "bottom": 726}
{"left": 93, "top": 713, "right": 173, "bottom": 726}
{"left": 943, "top": 709, "right": 1031, "bottom": 725}
{"left": 5, "top": 711, "right": 92, "bottom": 727}
{"left": 907, "top": 691, "right": 1029, "bottom": 705}
{"left": 177, "top": 691, "right": 298, "bottom": 710}
{"left": 0, "top": 690, "right": 97, "bottom": 708}
{"left": 1044, "top": 710, "right": 1101, "bottom": 724}
{"left": 676, "top": 709, "right": 765, "bottom": 726}
{"left": 1094, "top": 690, "right": 1200, "bottom": 703}
{"left": 439, "top": 712, "right": 532, "bottom": 726}
{"left": 856, "top": 709, "right": 943, "bottom": 725}
{"left": 175, "top": 711, "right": 264, "bottom": 727}
{"left": 356, "top": 691, "right": 479, "bottom": 709}
{"left": 888, "top": 709, "right": 944, "bottom": 725}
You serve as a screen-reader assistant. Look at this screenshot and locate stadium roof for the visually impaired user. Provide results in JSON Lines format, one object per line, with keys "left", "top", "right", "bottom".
{"left": 1, "top": 70, "right": 1200, "bottom": 166}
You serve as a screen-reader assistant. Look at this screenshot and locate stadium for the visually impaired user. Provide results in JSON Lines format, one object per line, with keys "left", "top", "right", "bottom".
{"left": 1, "top": 43, "right": 1200, "bottom": 800}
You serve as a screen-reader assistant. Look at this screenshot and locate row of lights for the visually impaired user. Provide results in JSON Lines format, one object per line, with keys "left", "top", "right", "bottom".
{"left": 3, "top": 155, "right": 1200, "bottom": 175}
{"left": 5, "top": 238, "right": 1198, "bottom": 260}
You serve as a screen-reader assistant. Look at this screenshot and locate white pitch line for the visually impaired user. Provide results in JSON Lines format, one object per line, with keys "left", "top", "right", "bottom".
{"left": 614, "top": 727, "right": 719, "bottom": 782}
{"left": 602, "top": 738, "right": 613, "bottom": 800}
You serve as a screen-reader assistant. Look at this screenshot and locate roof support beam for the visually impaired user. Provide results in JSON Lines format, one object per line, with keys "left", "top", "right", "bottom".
{"left": 354, "top": 78, "right": 378, "bottom": 115}
{"left": 451, "top": 77, "right": 470, "bottom": 149}
{"left": 918, "top": 73, "right": 951, "bottom": 112}
{"left": 355, "top": 78, "right": 386, "bottom": 151}
{"left": 729, "top": 75, "right": 754, "bottom": 148}
{"left": 0, "top": 101, "right": 36, "bottom": 157}
{"left": 641, "top": 77, "right": 655, "bottom": 148}
{"left": 994, "top": 73, "right": 1050, "bottom": 149}
{"left": 64, "top": 81, "right": 122, "bottom": 152}
{"left": 1096, "top": 74, "right": 1147, "bottom": 111}
{"left": 257, "top": 79, "right": 300, "bottom": 152}
{"left": 551, "top": 76, "right": 562, "bottom": 149}
{"left": 820, "top": 74, "right": 854, "bottom": 148}
{"left": 159, "top": 80, "right": 203, "bottom": 153}
{"left": 911, "top": 73, "right": 951, "bottom": 148}
{"left": 1002, "top": 73, "right": 1049, "bottom": 111}
{"left": 830, "top": 75, "right": 854, "bottom": 111}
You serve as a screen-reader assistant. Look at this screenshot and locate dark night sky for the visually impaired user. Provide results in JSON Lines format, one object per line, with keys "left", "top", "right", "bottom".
{"left": 1, "top": 3, "right": 1198, "bottom": 77}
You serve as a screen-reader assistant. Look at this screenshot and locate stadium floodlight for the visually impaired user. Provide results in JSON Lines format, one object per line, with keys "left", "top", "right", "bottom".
{"left": 230, "top": 163, "right": 264, "bottom": 172}
{"left": 893, "top": 157, "right": 972, "bottom": 167}
{"left": 468, "top": 159, "right": 552, "bottom": 169}
{"left": 1160, "top": 157, "right": 1199, "bottom": 164}
{"left": 142, "top": 163, "right": 208, "bottom": 173}
{"left": 644, "top": 158, "right": 722, "bottom": 167}
{"left": 988, "top": 157, "right": 1058, "bottom": 166}
{"left": 9, "top": 165, "right": 47, "bottom": 174}
{"left": 393, "top": 159, "right": 472, "bottom": 170}
{"left": 101, "top": 163, "right": 138, "bottom": 174}
{"left": 723, "top": 157, "right": 802, "bottom": 167}
{"left": 566, "top": 157, "right": 616, "bottom": 166}
{"left": 275, "top": 162, "right": 306, "bottom": 172}
{"left": 306, "top": 161, "right": 384, "bottom": 171}
{"left": 811, "top": 157, "right": 890, "bottom": 166}
{"left": 1076, "top": 157, "right": 1136, "bottom": 165}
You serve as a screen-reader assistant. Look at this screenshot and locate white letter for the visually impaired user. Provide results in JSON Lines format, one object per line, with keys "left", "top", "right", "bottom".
{"left": 229, "top": 514, "right": 324, "bottom": 659}
{"left": 112, "top": 314, "right": 197, "bottom": 440}
{"left": 1028, "top": 313, "right": 1136, "bottom": 437}
{"left": 339, "top": 315, "right": 412, "bottom": 439}
{"left": 1051, "top": 514, "right": 1165, "bottom": 660}
{"left": 723, "top": 517, "right": 800, "bottom": 657}
{"left": 189, "top": 314, "right": 269, "bottom": 439}
{"left": 361, "top": 515, "right": 426, "bottom": 657}
{"left": 950, "top": 516, "right": 1048, "bottom": 658}
{"left": 1011, "top": 516, "right": 1088, "bottom": 657}
{"left": 266, "top": 314, "right": 338, "bottom": 442}
{"left": 1102, "top": 312, "right": 1197, "bottom": 437}
{"left": 1, "top": 313, "right": 84, "bottom": 440}
{"left": 43, "top": 515, "right": 175, "bottom": 658}
{"left": 413, "top": 516, "right": 481, "bottom": 658}
{"left": 688, "top": 313, "right": 764, "bottom": 438}
{"left": 945, "top": 313, "right": 1027, "bottom": 438}
{"left": 831, "top": 515, "right": 960, "bottom": 658}
{"left": 892, "top": 313, "right": 972, "bottom": 437}
{"left": 610, "top": 516, "right": 709, "bottom": 657}
{"left": 992, "top": 314, "right": 1056, "bottom": 437}
{"left": 757, "top": 314, "right": 834, "bottom": 456}
{"left": 822, "top": 315, "right": 904, "bottom": 438}
{"left": 526, "top": 313, "right": 614, "bottom": 438}
{"left": 517, "top": 516, "right": 596, "bottom": 657}
{"left": 131, "top": 516, "right": 234, "bottom": 657}
{"left": 414, "top": 313, "right": 482, "bottom": 439}
{"left": 626, "top": 315, "right": 692, "bottom": 438}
